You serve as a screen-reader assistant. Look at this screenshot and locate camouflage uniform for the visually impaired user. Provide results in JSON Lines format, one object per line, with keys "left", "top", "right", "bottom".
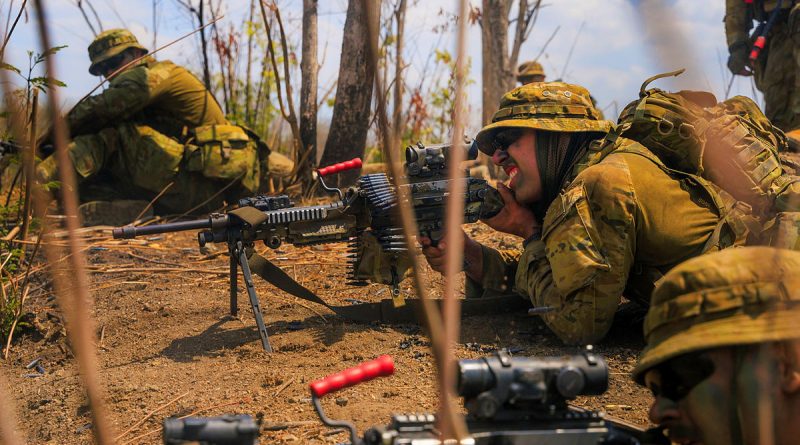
{"left": 631, "top": 247, "right": 800, "bottom": 445}
{"left": 725, "top": 0, "right": 800, "bottom": 132}
{"left": 633, "top": 246, "right": 800, "bottom": 381}
{"left": 37, "top": 29, "right": 289, "bottom": 216}
{"left": 472, "top": 83, "right": 744, "bottom": 344}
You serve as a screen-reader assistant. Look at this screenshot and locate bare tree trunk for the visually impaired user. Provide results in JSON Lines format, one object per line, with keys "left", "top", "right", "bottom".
{"left": 392, "top": 0, "right": 407, "bottom": 145}
{"left": 299, "top": 0, "right": 319, "bottom": 194}
{"left": 480, "top": 0, "right": 512, "bottom": 125}
{"left": 198, "top": 0, "right": 212, "bottom": 91}
{"left": 508, "top": 0, "right": 528, "bottom": 79}
{"left": 319, "top": 0, "right": 378, "bottom": 188}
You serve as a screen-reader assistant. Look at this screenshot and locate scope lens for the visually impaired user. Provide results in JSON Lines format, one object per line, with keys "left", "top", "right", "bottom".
{"left": 457, "top": 359, "right": 496, "bottom": 397}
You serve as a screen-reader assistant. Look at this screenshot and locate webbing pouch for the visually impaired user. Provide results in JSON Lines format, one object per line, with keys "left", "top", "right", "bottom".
{"left": 185, "top": 124, "right": 260, "bottom": 192}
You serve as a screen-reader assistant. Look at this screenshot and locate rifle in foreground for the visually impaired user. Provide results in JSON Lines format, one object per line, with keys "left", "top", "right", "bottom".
{"left": 164, "top": 351, "right": 669, "bottom": 444}
{"left": 113, "top": 142, "right": 505, "bottom": 352}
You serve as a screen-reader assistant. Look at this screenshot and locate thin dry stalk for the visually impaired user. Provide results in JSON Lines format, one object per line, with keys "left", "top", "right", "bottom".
{"left": 440, "top": 0, "right": 470, "bottom": 440}
{"left": 1, "top": 225, "right": 19, "bottom": 241}
{"left": 74, "top": 0, "right": 99, "bottom": 36}
{"left": 361, "top": 0, "right": 467, "bottom": 439}
{"left": 0, "top": 370, "right": 25, "bottom": 444}
{"left": 168, "top": 172, "right": 243, "bottom": 221}
{"left": 20, "top": 89, "right": 37, "bottom": 245}
{"left": 120, "top": 398, "right": 250, "bottom": 445}
{"left": 0, "top": 0, "right": 27, "bottom": 59}
{"left": 3, "top": 283, "right": 29, "bottom": 359}
{"left": 114, "top": 391, "right": 190, "bottom": 441}
{"left": 259, "top": 1, "right": 303, "bottom": 179}
{"left": 131, "top": 180, "right": 174, "bottom": 223}
{"left": 26, "top": 1, "right": 117, "bottom": 442}
{"left": 532, "top": 24, "right": 558, "bottom": 63}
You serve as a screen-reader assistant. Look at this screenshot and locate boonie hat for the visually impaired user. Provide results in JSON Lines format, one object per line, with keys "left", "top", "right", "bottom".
{"left": 475, "top": 82, "right": 612, "bottom": 154}
{"left": 517, "top": 60, "right": 545, "bottom": 82}
{"left": 88, "top": 28, "right": 147, "bottom": 75}
{"left": 633, "top": 246, "right": 800, "bottom": 383}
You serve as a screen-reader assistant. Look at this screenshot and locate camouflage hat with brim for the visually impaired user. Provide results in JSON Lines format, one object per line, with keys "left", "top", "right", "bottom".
{"left": 475, "top": 82, "right": 612, "bottom": 154}
{"left": 88, "top": 29, "right": 147, "bottom": 75}
{"left": 518, "top": 60, "right": 545, "bottom": 77}
{"left": 632, "top": 246, "right": 800, "bottom": 384}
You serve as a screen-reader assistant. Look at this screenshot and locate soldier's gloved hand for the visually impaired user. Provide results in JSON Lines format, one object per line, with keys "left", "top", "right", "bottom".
{"left": 482, "top": 183, "right": 540, "bottom": 239}
{"left": 727, "top": 41, "right": 753, "bottom": 76}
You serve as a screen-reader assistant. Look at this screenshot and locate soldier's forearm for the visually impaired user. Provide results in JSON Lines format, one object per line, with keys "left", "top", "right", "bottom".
{"left": 464, "top": 236, "right": 484, "bottom": 282}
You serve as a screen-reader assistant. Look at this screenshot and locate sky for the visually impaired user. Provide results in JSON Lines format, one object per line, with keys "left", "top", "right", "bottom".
{"left": 3, "top": 0, "right": 760, "bottom": 136}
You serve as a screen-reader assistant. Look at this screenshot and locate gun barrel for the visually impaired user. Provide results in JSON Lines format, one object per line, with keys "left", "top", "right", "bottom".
{"left": 112, "top": 218, "right": 214, "bottom": 239}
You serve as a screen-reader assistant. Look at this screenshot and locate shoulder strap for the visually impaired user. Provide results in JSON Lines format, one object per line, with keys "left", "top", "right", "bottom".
{"left": 245, "top": 250, "right": 531, "bottom": 323}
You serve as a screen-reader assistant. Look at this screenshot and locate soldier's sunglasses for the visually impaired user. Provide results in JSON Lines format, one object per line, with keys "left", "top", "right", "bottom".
{"left": 643, "top": 351, "right": 716, "bottom": 402}
{"left": 97, "top": 53, "right": 127, "bottom": 76}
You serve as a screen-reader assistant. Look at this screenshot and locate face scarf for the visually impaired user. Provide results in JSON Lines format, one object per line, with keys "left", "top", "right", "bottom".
{"left": 532, "top": 131, "right": 604, "bottom": 221}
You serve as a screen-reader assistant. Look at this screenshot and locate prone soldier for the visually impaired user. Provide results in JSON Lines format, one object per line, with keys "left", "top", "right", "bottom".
{"left": 633, "top": 246, "right": 800, "bottom": 445}
{"left": 421, "top": 82, "right": 754, "bottom": 345}
{"left": 37, "top": 29, "right": 294, "bottom": 225}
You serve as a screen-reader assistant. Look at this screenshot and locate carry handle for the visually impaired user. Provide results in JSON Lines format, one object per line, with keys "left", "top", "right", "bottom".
{"left": 309, "top": 355, "right": 394, "bottom": 398}
{"left": 316, "top": 158, "right": 363, "bottom": 177}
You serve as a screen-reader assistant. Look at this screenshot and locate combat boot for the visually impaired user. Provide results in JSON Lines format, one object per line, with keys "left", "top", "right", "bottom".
{"left": 78, "top": 200, "right": 152, "bottom": 227}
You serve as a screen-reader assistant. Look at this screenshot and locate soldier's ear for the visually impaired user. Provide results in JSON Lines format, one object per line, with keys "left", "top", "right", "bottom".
{"left": 777, "top": 340, "right": 800, "bottom": 394}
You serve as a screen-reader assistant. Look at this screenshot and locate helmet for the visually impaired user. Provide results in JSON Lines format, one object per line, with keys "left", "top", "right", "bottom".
{"left": 632, "top": 246, "right": 800, "bottom": 384}
{"left": 88, "top": 28, "right": 148, "bottom": 75}
{"left": 475, "top": 82, "right": 611, "bottom": 154}
{"left": 517, "top": 60, "right": 545, "bottom": 83}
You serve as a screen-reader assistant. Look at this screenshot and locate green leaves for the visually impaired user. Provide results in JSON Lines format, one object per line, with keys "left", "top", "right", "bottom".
{"left": 29, "top": 76, "right": 67, "bottom": 92}
{"left": 35, "top": 45, "right": 67, "bottom": 65}
{"left": 0, "top": 62, "right": 20, "bottom": 75}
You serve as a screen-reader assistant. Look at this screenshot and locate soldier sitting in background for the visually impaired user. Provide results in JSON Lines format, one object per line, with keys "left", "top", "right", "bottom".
{"left": 37, "top": 29, "right": 293, "bottom": 226}
{"left": 634, "top": 246, "right": 800, "bottom": 445}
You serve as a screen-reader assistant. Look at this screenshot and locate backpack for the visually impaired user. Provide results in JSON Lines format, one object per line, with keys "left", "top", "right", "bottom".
{"left": 615, "top": 69, "right": 799, "bottom": 219}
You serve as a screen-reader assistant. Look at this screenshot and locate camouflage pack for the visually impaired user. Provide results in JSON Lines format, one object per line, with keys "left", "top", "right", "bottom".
{"left": 615, "top": 69, "right": 799, "bottom": 218}
{"left": 186, "top": 124, "right": 260, "bottom": 193}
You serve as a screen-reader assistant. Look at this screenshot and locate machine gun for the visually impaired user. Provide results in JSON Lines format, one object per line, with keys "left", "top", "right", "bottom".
{"left": 0, "top": 140, "right": 22, "bottom": 158}
{"left": 113, "top": 142, "right": 505, "bottom": 352}
{"left": 165, "top": 352, "right": 668, "bottom": 444}
{"left": 310, "top": 351, "right": 668, "bottom": 445}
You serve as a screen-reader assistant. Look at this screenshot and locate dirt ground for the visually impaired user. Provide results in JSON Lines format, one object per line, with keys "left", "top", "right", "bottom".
{"left": 1, "top": 222, "right": 653, "bottom": 444}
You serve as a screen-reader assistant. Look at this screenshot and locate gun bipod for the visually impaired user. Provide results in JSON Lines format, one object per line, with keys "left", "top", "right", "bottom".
{"left": 229, "top": 240, "right": 273, "bottom": 352}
